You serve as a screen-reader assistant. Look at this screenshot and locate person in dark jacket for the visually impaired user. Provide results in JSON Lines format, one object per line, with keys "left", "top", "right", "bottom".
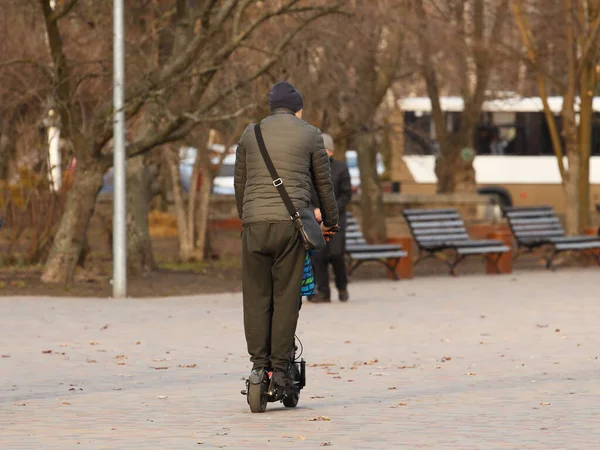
{"left": 308, "top": 133, "right": 352, "bottom": 303}
{"left": 234, "top": 81, "right": 339, "bottom": 388}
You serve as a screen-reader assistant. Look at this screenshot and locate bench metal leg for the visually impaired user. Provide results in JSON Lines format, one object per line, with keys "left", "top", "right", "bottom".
{"left": 348, "top": 258, "right": 401, "bottom": 280}
{"left": 414, "top": 250, "right": 435, "bottom": 267}
{"left": 492, "top": 252, "right": 503, "bottom": 273}
{"left": 543, "top": 249, "right": 558, "bottom": 270}
{"left": 447, "top": 251, "right": 465, "bottom": 276}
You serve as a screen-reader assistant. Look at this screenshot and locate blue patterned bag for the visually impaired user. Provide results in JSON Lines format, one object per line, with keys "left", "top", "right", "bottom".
{"left": 300, "top": 250, "right": 316, "bottom": 297}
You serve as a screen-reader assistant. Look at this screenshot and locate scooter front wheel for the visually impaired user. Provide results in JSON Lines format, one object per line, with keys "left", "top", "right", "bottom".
{"left": 248, "top": 380, "right": 268, "bottom": 413}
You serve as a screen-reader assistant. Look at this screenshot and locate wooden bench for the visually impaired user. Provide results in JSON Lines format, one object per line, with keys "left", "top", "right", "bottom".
{"left": 503, "top": 205, "right": 600, "bottom": 268}
{"left": 403, "top": 208, "right": 510, "bottom": 276}
{"left": 343, "top": 214, "right": 408, "bottom": 280}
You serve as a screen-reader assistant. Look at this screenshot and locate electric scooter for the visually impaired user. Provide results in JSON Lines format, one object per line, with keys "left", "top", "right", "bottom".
{"left": 241, "top": 337, "right": 306, "bottom": 413}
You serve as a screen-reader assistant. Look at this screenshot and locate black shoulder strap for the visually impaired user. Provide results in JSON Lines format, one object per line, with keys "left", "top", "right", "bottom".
{"left": 254, "top": 124, "right": 299, "bottom": 219}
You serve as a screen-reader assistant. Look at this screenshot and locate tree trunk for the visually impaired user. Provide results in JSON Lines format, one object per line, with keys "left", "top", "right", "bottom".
{"left": 41, "top": 158, "right": 105, "bottom": 284}
{"left": 126, "top": 155, "right": 156, "bottom": 274}
{"left": 195, "top": 161, "right": 214, "bottom": 262}
{"left": 577, "top": 64, "right": 595, "bottom": 230}
{"left": 355, "top": 131, "right": 386, "bottom": 243}
{"left": 435, "top": 132, "right": 476, "bottom": 193}
{"left": 165, "top": 149, "right": 196, "bottom": 261}
{"left": 562, "top": 111, "right": 580, "bottom": 235}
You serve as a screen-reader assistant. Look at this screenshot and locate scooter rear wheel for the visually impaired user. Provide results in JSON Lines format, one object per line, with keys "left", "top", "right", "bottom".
{"left": 282, "top": 390, "right": 299, "bottom": 408}
{"left": 282, "top": 363, "right": 300, "bottom": 408}
{"left": 248, "top": 380, "right": 267, "bottom": 413}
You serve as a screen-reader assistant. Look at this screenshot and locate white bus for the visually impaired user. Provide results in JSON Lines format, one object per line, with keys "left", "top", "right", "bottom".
{"left": 397, "top": 96, "right": 600, "bottom": 213}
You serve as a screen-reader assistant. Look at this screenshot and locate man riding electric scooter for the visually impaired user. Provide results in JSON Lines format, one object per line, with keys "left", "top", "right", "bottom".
{"left": 234, "top": 81, "right": 339, "bottom": 412}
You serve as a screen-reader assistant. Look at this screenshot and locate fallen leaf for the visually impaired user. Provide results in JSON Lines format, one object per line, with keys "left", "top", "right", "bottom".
{"left": 398, "top": 365, "right": 417, "bottom": 369}
{"left": 101, "top": 324, "right": 109, "bottom": 330}
{"left": 321, "top": 443, "right": 332, "bottom": 447}
{"left": 113, "top": 388, "right": 122, "bottom": 391}
{"left": 310, "top": 395, "right": 325, "bottom": 399}
{"left": 157, "top": 395, "right": 168, "bottom": 399}
{"left": 297, "top": 436, "right": 306, "bottom": 441}
{"left": 333, "top": 376, "right": 341, "bottom": 379}
{"left": 152, "top": 366, "right": 169, "bottom": 370}
{"left": 41, "top": 350, "right": 52, "bottom": 354}
{"left": 465, "top": 372, "right": 476, "bottom": 376}
{"left": 115, "top": 355, "right": 127, "bottom": 359}
{"left": 309, "top": 416, "right": 330, "bottom": 421}
{"left": 326, "top": 372, "right": 339, "bottom": 375}
{"left": 152, "top": 358, "right": 166, "bottom": 362}
{"left": 87, "top": 359, "right": 97, "bottom": 363}
{"left": 178, "top": 364, "right": 197, "bottom": 368}
{"left": 344, "top": 340, "right": 351, "bottom": 344}
{"left": 398, "top": 402, "right": 407, "bottom": 406}
{"left": 540, "top": 402, "right": 550, "bottom": 406}
{"left": 1, "top": 354, "right": 10, "bottom": 358}
{"left": 555, "top": 328, "right": 560, "bottom": 332}
{"left": 61, "top": 401, "right": 71, "bottom": 405}
{"left": 115, "top": 362, "right": 126, "bottom": 365}
{"left": 135, "top": 341, "right": 141, "bottom": 345}
{"left": 441, "top": 356, "right": 452, "bottom": 362}
{"left": 111, "top": 427, "right": 117, "bottom": 430}
{"left": 197, "top": 442, "right": 204, "bottom": 445}
{"left": 89, "top": 341, "right": 99, "bottom": 345}
{"left": 387, "top": 387, "right": 397, "bottom": 390}
{"left": 14, "top": 403, "right": 26, "bottom": 406}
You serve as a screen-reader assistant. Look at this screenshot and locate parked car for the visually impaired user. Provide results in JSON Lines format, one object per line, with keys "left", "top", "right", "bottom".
{"left": 100, "top": 147, "right": 385, "bottom": 196}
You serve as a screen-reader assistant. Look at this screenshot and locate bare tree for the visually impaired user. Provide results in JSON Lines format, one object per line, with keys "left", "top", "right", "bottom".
{"left": 512, "top": 0, "right": 600, "bottom": 234}
{"left": 279, "top": 0, "right": 412, "bottom": 243}
{"left": 410, "top": 0, "right": 510, "bottom": 193}
{"left": 26, "top": 0, "right": 343, "bottom": 284}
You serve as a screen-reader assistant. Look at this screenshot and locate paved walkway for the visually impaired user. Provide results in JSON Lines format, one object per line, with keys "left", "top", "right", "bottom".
{"left": 1, "top": 269, "right": 600, "bottom": 449}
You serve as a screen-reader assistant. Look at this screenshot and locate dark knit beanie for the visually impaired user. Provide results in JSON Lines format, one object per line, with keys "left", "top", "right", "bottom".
{"left": 269, "top": 81, "right": 303, "bottom": 113}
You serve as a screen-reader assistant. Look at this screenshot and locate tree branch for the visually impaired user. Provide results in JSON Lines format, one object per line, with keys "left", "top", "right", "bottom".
{"left": 0, "top": 59, "right": 54, "bottom": 81}
{"left": 511, "top": 0, "right": 566, "bottom": 180}
{"left": 49, "top": 0, "right": 79, "bottom": 23}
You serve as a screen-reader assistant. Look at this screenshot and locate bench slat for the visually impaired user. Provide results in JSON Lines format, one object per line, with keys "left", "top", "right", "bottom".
{"left": 349, "top": 251, "right": 407, "bottom": 260}
{"left": 555, "top": 241, "right": 600, "bottom": 251}
{"left": 410, "top": 220, "right": 465, "bottom": 229}
{"left": 505, "top": 210, "right": 555, "bottom": 219}
{"left": 515, "top": 230, "right": 565, "bottom": 238}
{"left": 512, "top": 224, "right": 563, "bottom": 232}
{"left": 412, "top": 227, "right": 467, "bottom": 236}
{"left": 346, "top": 244, "right": 404, "bottom": 253}
{"left": 457, "top": 245, "right": 509, "bottom": 255}
{"left": 346, "top": 238, "right": 367, "bottom": 245}
{"left": 509, "top": 217, "right": 561, "bottom": 226}
{"left": 416, "top": 233, "right": 470, "bottom": 242}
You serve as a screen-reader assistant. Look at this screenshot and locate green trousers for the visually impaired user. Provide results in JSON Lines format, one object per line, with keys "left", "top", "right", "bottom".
{"left": 242, "top": 222, "right": 305, "bottom": 371}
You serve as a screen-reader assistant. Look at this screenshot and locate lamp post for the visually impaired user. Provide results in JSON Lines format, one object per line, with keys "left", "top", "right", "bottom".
{"left": 113, "top": 0, "right": 126, "bottom": 297}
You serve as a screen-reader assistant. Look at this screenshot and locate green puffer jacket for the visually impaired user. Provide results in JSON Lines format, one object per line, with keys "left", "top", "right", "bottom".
{"left": 234, "top": 109, "right": 339, "bottom": 227}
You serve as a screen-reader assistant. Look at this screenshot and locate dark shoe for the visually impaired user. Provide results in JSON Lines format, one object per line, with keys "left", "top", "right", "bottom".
{"left": 338, "top": 290, "right": 349, "bottom": 302}
{"left": 307, "top": 292, "right": 331, "bottom": 303}
{"left": 248, "top": 368, "right": 268, "bottom": 384}
{"left": 271, "top": 368, "right": 292, "bottom": 390}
